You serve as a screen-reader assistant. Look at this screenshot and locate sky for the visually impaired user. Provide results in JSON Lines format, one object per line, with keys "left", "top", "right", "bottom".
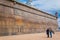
{"left": 16, "top": 0, "right": 60, "bottom": 27}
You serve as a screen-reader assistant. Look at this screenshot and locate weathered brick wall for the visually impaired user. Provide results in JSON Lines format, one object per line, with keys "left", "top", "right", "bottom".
{"left": 0, "top": 0, "right": 58, "bottom": 36}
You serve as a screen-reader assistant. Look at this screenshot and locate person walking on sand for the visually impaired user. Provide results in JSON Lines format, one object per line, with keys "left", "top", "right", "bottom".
{"left": 49, "top": 28, "right": 55, "bottom": 38}
{"left": 46, "top": 28, "right": 50, "bottom": 38}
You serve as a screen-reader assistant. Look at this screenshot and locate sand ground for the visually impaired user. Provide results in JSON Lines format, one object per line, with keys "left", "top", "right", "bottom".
{"left": 0, "top": 32, "right": 60, "bottom": 40}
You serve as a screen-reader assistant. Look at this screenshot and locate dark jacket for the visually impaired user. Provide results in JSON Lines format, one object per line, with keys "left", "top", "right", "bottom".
{"left": 46, "top": 29, "right": 49, "bottom": 35}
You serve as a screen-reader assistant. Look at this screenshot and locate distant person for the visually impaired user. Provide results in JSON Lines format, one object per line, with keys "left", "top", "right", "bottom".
{"left": 46, "top": 27, "right": 55, "bottom": 38}
{"left": 46, "top": 28, "right": 50, "bottom": 38}
{"left": 49, "top": 28, "right": 55, "bottom": 38}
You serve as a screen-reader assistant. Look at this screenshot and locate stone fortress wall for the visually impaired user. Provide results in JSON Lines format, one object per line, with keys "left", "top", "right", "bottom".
{"left": 0, "top": 0, "right": 58, "bottom": 36}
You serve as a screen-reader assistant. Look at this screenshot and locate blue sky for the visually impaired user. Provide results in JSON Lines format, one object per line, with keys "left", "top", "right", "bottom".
{"left": 16, "top": 0, "right": 60, "bottom": 27}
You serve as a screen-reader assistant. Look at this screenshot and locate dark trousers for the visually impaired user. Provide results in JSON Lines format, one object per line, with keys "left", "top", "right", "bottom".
{"left": 47, "top": 34, "right": 49, "bottom": 38}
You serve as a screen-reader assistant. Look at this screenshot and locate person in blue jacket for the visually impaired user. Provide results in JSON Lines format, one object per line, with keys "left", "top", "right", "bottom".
{"left": 49, "top": 28, "right": 55, "bottom": 38}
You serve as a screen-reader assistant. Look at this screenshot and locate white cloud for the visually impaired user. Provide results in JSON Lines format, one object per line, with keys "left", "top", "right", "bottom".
{"left": 31, "top": 0, "right": 60, "bottom": 10}
{"left": 31, "top": 0, "right": 47, "bottom": 5}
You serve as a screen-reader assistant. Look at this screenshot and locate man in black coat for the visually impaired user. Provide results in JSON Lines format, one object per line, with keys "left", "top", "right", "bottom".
{"left": 46, "top": 28, "right": 50, "bottom": 38}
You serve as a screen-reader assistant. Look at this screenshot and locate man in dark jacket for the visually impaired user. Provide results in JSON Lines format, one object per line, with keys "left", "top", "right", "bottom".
{"left": 46, "top": 28, "right": 50, "bottom": 38}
